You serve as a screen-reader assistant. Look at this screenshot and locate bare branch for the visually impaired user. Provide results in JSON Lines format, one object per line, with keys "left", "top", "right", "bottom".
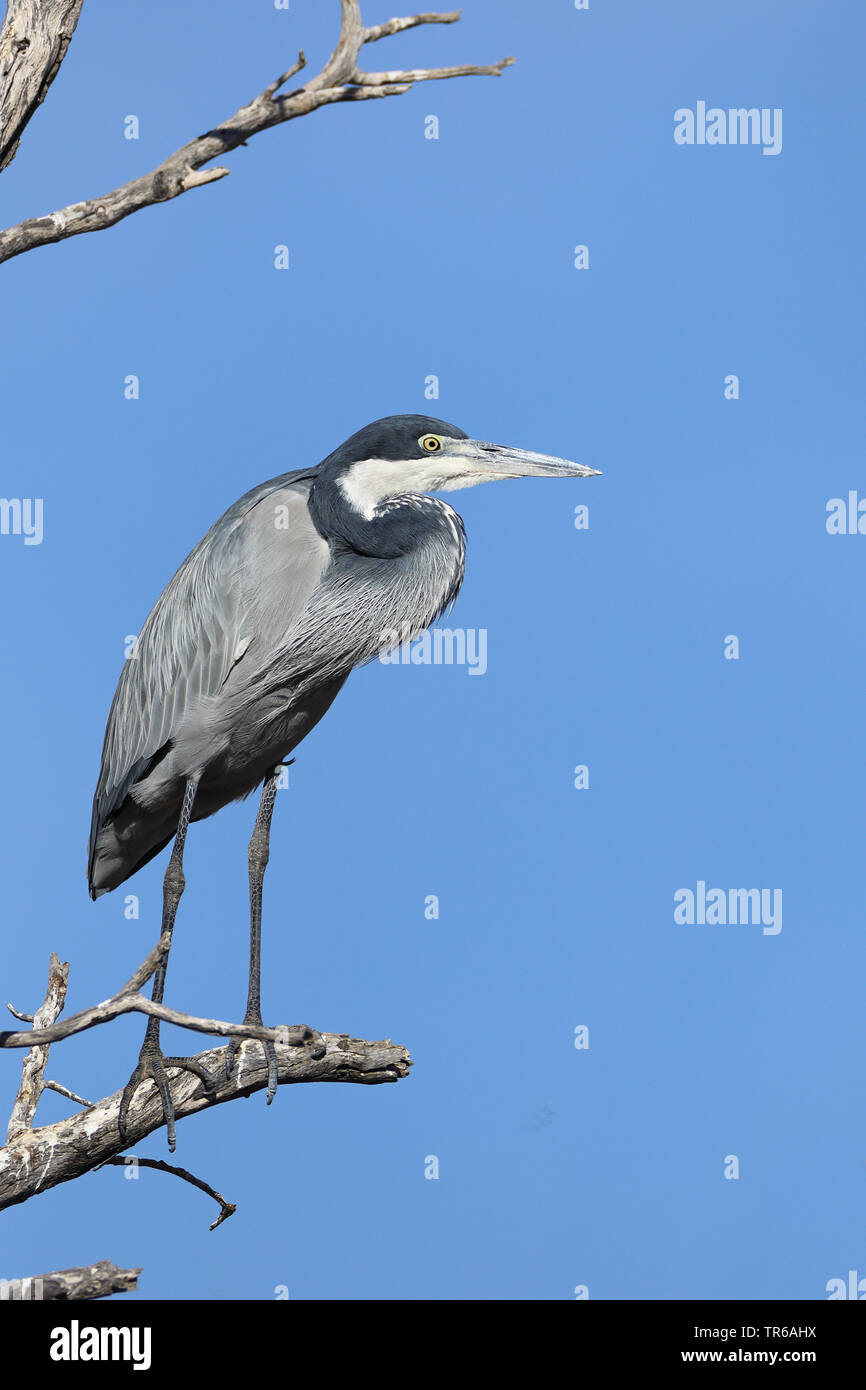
{"left": 309, "top": 0, "right": 365, "bottom": 90}
{"left": 6, "top": 953, "right": 69, "bottom": 1142}
{"left": 6, "top": 1003, "right": 33, "bottom": 1022}
{"left": 0, "top": 1033, "right": 411, "bottom": 1213}
{"left": 0, "top": 949, "right": 408, "bottom": 1216}
{"left": 101, "top": 1157, "right": 236, "bottom": 1231}
{"left": 0, "top": 0, "right": 84, "bottom": 172}
{"left": 0, "top": 1259, "right": 140, "bottom": 1302}
{"left": 363, "top": 11, "right": 461, "bottom": 44}
{"left": 0, "top": 931, "right": 177, "bottom": 1054}
{"left": 352, "top": 58, "right": 513, "bottom": 84}
{"left": 116, "top": 930, "right": 171, "bottom": 996}
{"left": 263, "top": 50, "right": 307, "bottom": 100}
{"left": 0, "top": 987, "right": 318, "bottom": 1050}
{"left": 0, "top": 1, "right": 512, "bottom": 265}
{"left": 43, "top": 1079, "right": 94, "bottom": 1108}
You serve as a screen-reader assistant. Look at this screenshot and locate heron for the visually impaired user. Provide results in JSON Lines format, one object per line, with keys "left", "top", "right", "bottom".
{"left": 88, "top": 414, "right": 600, "bottom": 1148}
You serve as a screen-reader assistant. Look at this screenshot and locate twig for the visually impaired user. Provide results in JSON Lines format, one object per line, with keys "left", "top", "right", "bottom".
{"left": 6, "top": 1003, "right": 33, "bottom": 1022}
{"left": 116, "top": 929, "right": 171, "bottom": 996}
{"left": 363, "top": 11, "right": 460, "bottom": 43}
{"left": 263, "top": 51, "right": 308, "bottom": 101}
{"left": 0, "top": 2, "right": 513, "bottom": 264}
{"left": 102, "top": 1157, "right": 236, "bottom": 1230}
{"left": 43, "top": 1079, "right": 94, "bottom": 1108}
{"left": 6, "top": 952, "right": 69, "bottom": 1141}
{"left": 0, "top": 1259, "right": 140, "bottom": 1302}
{"left": 351, "top": 60, "right": 512, "bottom": 84}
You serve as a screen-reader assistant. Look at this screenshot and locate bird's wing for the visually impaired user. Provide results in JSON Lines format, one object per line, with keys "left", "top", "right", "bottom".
{"left": 89, "top": 469, "right": 325, "bottom": 855}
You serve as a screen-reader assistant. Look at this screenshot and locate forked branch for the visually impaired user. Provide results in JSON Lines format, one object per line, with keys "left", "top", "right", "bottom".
{"left": 0, "top": 1, "right": 513, "bottom": 263}
{"left": 0, "top": 948, "right": 410, "bottom": 1215}
{"left": 0, "top": 1031, "right": 410, "bottom": 1213}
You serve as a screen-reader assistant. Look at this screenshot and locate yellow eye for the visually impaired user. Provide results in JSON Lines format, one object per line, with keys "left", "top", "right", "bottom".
{"left": 420, "top": 434, "right": 442, "bottom": 453}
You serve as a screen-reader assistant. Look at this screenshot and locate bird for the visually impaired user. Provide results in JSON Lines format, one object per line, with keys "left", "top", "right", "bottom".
{"left": 88, "top": 414, "right": 600, "bottom": 1148}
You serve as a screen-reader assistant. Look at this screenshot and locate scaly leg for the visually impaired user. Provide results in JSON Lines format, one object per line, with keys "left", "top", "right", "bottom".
{"left": 226, "top": 768, "right": 281, "bottom": 1100}
{"left": 118, "top": 776, "right": 214, "bottom": 1150}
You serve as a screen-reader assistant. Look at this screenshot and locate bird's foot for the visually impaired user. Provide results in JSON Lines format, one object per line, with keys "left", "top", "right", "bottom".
{"left": 118, "top": 1041, "right": 216, "bottom": 1152}
{"left": 225, "top": 1011, "right": 278, "bottom": 1104}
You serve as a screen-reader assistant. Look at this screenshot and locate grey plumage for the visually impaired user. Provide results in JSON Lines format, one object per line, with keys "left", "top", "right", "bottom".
{"left": 90, "top": 469, "right": 330, "bottom": 893}
{"left": 88, "top": 414, "right": 599, "bottom": 1147}
{"left": 88, "top": 462, "right": 469, "bottom": 895}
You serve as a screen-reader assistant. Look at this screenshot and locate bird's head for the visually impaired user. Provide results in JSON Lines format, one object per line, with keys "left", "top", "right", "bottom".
{"left": 318, "top": 414, "right": 600, "bottom": 520}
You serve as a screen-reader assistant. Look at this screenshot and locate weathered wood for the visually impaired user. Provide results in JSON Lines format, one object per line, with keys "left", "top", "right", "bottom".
{"left": 0, "top": 1032, "right": 410, "bottom": 1213}
{"left": 6, "top": 953, "right": 69, "bottom": 1142}
{"left": 0, "top": 1259, "right": 140, "bottom": 1301}
{"left": 0, "top": 0, "right": 84, "bottom": 172}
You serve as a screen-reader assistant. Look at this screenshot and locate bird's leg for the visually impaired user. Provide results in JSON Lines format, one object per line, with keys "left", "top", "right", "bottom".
{"left": 118, "top": 776, "right": 214, "bottom": 1151}
{"left": 226, "top": 767, "right": 281, "bottom": 1101}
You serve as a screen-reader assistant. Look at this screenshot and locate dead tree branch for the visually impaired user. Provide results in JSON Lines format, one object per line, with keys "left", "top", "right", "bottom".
{"left": 5, "top": 1003, "right": 33, "bottom": 1022}
{"left": 0, "top": 1, "right": 513, "bottom": 264}
{"left": 101, "top": 1157, "right": 237, "bottom": 1231}
{"left": 0, "top": 940, "right": 410, "bottom": 1219}
{"left": 0, "top": 0, "right": 84, "bottom": 173}
{"left": 1, "top": 925, "right": 410, "bottom": 1221}
{"left": 0, "top": 1259, "right": 140, "bottom": 1301}
{"left": 0, "top": 1032, "right": 410, "bottom": 1213}
{"left": 43, "top": 1078, "right": 94, "bottom": 1108}
{"left": 0, "top": 987, "right": 316, "bottom": 1051}
{"left": 6, "top": 952, "right": 69, "bottom": 1141}
{"left": 0, "top": 929, "right": 287, "bottom": 1057}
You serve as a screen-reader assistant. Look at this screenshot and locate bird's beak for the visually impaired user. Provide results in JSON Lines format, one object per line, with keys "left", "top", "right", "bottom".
{"left": 467, "top": 440, "right": 601, "bottom": 479}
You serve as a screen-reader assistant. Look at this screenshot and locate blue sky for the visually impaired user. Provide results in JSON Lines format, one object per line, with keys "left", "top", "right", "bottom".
{"left": 0, "top": 0, "right": 863, "bottom": 1300}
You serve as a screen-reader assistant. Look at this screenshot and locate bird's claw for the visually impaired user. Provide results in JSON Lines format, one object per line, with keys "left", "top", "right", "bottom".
{"left": 118, "top": 1044, "right": 216, "bottom": 1152}
{"left": 225, "top": 1021, "right": 279, "bottom": 1104}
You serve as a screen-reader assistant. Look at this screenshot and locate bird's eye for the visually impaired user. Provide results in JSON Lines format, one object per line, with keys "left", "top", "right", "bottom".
{"left": 420, "top": 434, "right": 442, "bottom": 453}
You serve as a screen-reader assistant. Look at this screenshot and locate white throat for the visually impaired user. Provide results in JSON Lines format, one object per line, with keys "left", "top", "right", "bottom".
{"left": 337, "top": 454, "right": 495, "bottom": 519}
